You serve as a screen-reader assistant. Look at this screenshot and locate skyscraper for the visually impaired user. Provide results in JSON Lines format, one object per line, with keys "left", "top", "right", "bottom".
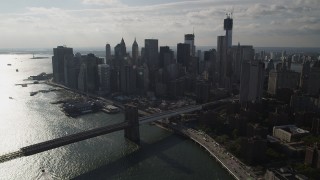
{"left": 120, "top": 65, "right": 137, "bottom": 94}
{"left": 114, "top": 38, "right": 127, "bottom": 59}
{"left": 52, "top": 46, "right": 73, "bottom": 84}
{"left": 132, "top": 38, "right": 139, "bottom": 65}
{"left": 216, "top": 36, "right": 226, "bottom": 87}
{"left": 144, "top": 39, "right": 159, "bottom": 69}
{"left": 78, "top": 53, "right": 100, "bottom": 93}
{"left": 224, "top": 13, "right": 233, "bottom": 48}
{"left": 197, "top": 50, "right": 202, "bottom": 61}
{"left": 78, "top": 63, "right": 87, "bottom": 92}
{"left": 204, "top": 49, "right": 216, "bottom": 83}
{"left": 307, "top": 64, "right": 320, "bottom": 95}
{"left": 240, "top": 61, "right": 265, "bottom": 105}
{"left": 268, "top": 69, "right": 300, "bottom": 95}
{"left": 232, "top": 44, "right": 255, "bottom": 82}
{"left": 114, "top": 38, "right": 127, "bottom": 68}
{"left": 64, "top": 54, "right": 80, "bottom": 89}
{"left": 177, "top": 43, "right": 190, "bottom": 67}
{"left": 110, "top": 67, "right": 120, "bottom": 93}
{"left": 144, "top": 39, "right": 158, "bottom": 91}
{"left": 216, "top": 13, "right": 234, "bottom": 89}
{"left": 300, "top": 60, "right": 311, "bottom": 92}
{"left": 184, "top": 34, "right": 196, "bottom": 57}
{"left": 98, "top": 64, "right": 111, "bottom": 95}
{"left": 105, "top": 43, "right": 111, "bottom": 65}
{"left": 159, "top": 46, "right": 174, "bottom": 68}
{"left": 136, "top": 66, "right": 149, "bottom": 94}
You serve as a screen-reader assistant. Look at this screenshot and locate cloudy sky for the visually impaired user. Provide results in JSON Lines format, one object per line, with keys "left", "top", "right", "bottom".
{"left": 0, "top": 0, "right": 319, "bottom": 48}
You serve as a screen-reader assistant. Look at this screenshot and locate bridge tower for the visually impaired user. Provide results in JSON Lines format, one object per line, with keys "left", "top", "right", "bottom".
{"left": 124, "top": 104, "right": 140, "bottom": 144}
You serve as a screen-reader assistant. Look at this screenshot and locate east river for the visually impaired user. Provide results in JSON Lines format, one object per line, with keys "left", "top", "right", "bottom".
{"left": 0, "top": 53, "right": 232, "bottom": 179}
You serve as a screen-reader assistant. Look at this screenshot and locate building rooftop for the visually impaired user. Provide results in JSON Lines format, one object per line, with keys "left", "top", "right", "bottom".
{"left": 274, "top": 125, "right": 309, "bottom": 135}
{"left": 267, "top": 168, "right": 309, "bottom": 180}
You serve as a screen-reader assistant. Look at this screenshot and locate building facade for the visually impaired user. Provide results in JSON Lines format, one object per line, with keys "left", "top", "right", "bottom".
{"left": 132, "top": 38, "right": 139, "bottom": 65}
{"left": 105, "top": 43, "right": 111, "bottom": 64}
{"left": 217, "top": 36, "right": 227, "bottom": 87}
{"left": 184, "top": 34, "right": 196, "bottom": 57}
{"left": 64, "top": 54, "right": 80, "bottom": 89}
{"left": 177, "top": 43, "right": 190, "bottom": 68}
{"left": 273, "top": 125, "right": 309, "bottom": 143}
{"left": 52, "top": 46, "right": 74, "bottom": 83}
{"left": 305, "top": 143, "right": 320, "bottom": 169}
{"left": 120, "top": 65, "right": 137, "bottom": 94}
{"left": 159, "top": 46, "right": 174, "bottom": 69}
{"left": 98, "top": 64, "right": 111, "bottom": 95}
{"left": 224, "top": 14, "right": 233, "bottom": 48}
{"left": 144, "top": 39, "right": 159, "bottom": 69}
{"left": 268, "top": 70, "right": 300, "bottom": 95}
{"left": 240, "top": 60, "right": 265, "bottom": 104}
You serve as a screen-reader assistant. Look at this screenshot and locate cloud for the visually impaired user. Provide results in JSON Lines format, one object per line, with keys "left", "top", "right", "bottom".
{"left": 0, "top": 0, "right": 319, "bottom": 48}
{"left": 286, "top": 16, "right": 320, "bottom": 25}
{"left": 245, "top": 3, "right": 291, "bottom": 17}
{"left": 299, "top": 25, "right": 320, "bottom": 34}
{"left": 294, "top": 0, "right": 320, "bottom": 6}
{"left": 270, "top": 21, "right": 280, "bottom": 25}
{"left": 81, "top": 0, "right": 124, "bottom": 6}
{"left": 187, "top": 8, "right": 225, "bottom": 19}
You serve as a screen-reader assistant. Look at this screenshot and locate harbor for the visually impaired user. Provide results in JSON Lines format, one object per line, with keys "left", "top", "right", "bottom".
{"left": 29, "top": 88, "right": 61, "bottom": 96}
{"left": 15, "top": 81, "right": 43, "bottom": 87}
{"left": 42, "top": 80, "right": 123, "bottom": 117}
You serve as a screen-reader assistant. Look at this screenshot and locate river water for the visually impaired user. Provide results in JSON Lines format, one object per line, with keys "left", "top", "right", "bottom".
{"left": 0, "top": 53, "right": 232, "bottom": 179}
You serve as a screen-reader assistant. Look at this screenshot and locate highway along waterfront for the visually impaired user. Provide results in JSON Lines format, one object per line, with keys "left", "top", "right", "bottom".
{"left": 155, "top": 122, "right": 257, "bottom": 180}
{"left": 0, "top": 54, "right": 233, "bottom": 179}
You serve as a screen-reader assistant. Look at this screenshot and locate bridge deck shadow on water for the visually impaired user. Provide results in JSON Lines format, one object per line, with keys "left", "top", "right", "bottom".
{"left": 0, "top": 150, "right": 24, "bottom": 164}
{"left": 0, "top": 104, "right": 204, "bottom": 163}
{"left": 0, "top": 99, "right": 230, "bottom": 166}
{"left": 0, "top": 100, "right": 230, "bottom": 166}
{"left": 74, "top": 134, "right": 193, "bottom": 180}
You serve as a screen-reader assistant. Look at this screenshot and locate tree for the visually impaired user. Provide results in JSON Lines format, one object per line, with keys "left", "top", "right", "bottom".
{"left": 216, "top": 134, "right": 229, "bottom": 144}
{"left": 232, "top": 129, "right": 239, "bottom": 139}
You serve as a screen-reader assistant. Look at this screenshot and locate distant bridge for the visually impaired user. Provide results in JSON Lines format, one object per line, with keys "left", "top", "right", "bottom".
{"left": 0, "top": 99, "right": 231, "bottom": 164}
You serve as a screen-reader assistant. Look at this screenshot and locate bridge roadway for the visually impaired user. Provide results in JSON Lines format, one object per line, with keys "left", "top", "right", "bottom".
{"left": 139, "top": 105, "right": 202, "bottom": 124}
{"left": 21, "top": 122, "right": 129, "bottom": 156}
{"left": 0, "top": 98, "right": 232, "bottom": 163}
{"left": 139, "top": 98, "right": 232, "bottom": 124}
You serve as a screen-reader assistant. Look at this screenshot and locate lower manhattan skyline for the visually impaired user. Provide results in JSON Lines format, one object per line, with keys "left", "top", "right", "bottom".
{"left": 0, "top": 0, "right": 319, "bottom": 48}
{"left": 1, "top": 0, "right": 320, "bottom": 180}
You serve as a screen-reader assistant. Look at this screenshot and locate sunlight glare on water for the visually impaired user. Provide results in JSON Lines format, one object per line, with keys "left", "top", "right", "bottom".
{"left": 0, "top": 53, "right": 232, "bottom": 180}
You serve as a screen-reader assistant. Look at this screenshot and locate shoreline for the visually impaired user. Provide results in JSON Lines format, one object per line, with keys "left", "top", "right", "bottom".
{"left": 153, "top": 121, "right": 257, "bottom": 180}
{"left": 44, "top": 80, "right": 256, "bottom": 180}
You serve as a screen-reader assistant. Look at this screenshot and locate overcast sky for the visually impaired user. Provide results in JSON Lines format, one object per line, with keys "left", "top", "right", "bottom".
{"left": 0, "top": 0, "right": 319, "bottom": 48}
